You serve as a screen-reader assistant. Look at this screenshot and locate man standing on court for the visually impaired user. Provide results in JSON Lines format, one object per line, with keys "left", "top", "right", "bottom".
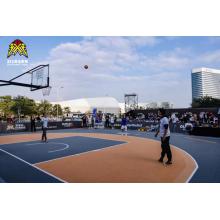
{"left": 110, "top": 115, "right": 115, "bottom": 129}
{"left": 121, "top": 115, "right": 128, "bottom": 133}
{"left": 41, "top": 114, "right": 49, "bottom": 142}
{"left": 155, "top": 108, "right": 172, "bottom": 165}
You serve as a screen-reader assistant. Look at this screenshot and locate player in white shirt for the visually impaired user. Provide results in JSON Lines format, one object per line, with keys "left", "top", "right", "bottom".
{"left": 110, "top": 115, "right": 115, "bottom": 129}
{"left": 155, "top": 108, "right": 172, "bottom": 165}
{"left": 41, "top": 114, "right": 49, "bottom": 142}
{"left": 88, "top": 115, "right": 92, "bottom": 129}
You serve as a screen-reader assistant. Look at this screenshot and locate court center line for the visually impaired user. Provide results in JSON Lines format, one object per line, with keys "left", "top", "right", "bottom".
{"left": 0, "top": 148, "right": 67, "bottom": 183}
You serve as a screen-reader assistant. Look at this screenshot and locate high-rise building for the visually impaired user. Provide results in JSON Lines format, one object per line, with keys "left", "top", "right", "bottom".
{"left": 191, "top": 67, "right": 220, "bottom": 100}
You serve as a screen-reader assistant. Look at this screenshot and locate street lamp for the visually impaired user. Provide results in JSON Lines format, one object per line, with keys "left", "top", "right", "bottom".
{"left": 56, "top": 86, "right": 64, "bottom": 120}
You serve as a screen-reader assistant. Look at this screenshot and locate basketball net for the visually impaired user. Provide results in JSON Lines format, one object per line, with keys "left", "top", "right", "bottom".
{"left": 42, "top": 86, "right": 52, "bottom": 96}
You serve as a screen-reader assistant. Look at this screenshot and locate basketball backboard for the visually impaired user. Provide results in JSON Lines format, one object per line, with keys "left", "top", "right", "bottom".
{"left": 0, "top": 64, "right": 50, "bottom": 91}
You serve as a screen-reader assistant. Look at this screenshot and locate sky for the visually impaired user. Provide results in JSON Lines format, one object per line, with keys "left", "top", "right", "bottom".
{"left": 0, "top": 36, "right": 220, "bottom": 107}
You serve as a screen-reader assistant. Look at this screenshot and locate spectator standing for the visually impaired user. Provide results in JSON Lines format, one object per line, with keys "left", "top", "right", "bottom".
{"left": 41, "top": 114, "right": 49, "bottom": 143}
{"left": 30, "top": 116, "right": 36, "bottom": 132}
{"left": 105, "top": 114, "right": 110, "bottom": 128}
{"left": 171, "top": 113, "right": 178, "bottom": 133}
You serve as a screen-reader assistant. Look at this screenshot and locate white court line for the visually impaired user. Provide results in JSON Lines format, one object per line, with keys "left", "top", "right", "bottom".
{"left": 26, "top": 142, "right": 70, "bottom": 153}
{"left": 110, "top": 132, "right": 201, "bottom": 182}
{"left": 121, "top": 135, "right": 199, "bottom": 183}
{"left": 26, "top": 142, "right": 47, "bottom": 146}
{"left": 117, "top": 132, "right": 130, "bottom": 136}
{"left": 170, "top": 145, "right": 199, "bottom": 183}
{"left": 0, "top": 148, "right": 66, "bottom": 183}
{"left": 85, "top": 132, "right": 199, "bottom": 182}
{"left": 184, "top": 136, "right": 217, "bottom": 144}
{"left": 48, "top": 143, "right": 69, "bottom": 153}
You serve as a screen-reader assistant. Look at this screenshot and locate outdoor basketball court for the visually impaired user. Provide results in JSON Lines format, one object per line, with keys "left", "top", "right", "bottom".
{"left": 0, "top": 129, "right": 203, "bottom": 183}
{"left": 1, "top": 64, "right": 220, "bottom": 183}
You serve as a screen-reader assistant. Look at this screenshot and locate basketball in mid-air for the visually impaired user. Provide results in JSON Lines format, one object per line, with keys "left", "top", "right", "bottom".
{"left": 84, "top": 65, "right": 88, "bottom": 69}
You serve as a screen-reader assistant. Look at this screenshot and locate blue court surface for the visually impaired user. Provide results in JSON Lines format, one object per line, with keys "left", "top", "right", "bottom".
{"left": 0, "top": 135, "right": 125, "bottom": 183}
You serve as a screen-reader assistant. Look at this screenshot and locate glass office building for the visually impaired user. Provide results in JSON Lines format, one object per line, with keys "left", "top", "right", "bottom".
{"left": 191, "top": 68, "right": 220, "bottom": 100}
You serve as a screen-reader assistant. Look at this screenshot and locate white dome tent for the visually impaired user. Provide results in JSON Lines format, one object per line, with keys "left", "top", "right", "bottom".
{"left": 52, "top": 97, "right": 121, "bottom": 115}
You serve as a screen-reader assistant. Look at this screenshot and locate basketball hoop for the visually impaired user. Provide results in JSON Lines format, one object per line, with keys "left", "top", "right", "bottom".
{"left": 42, "top": 86, "right": 52, "bottom": 96}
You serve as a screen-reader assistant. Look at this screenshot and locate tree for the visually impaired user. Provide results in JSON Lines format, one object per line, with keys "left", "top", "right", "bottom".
{"left": 11, "top": 96, "right": 37, "bottom": 117}
{"left": 52, "top": 104, "right": 63, "bottom": 117}
{"left": 0, "top": 95, "right": 72, "bottom": 119}
{"left": 36, "top": 100, "right": 53, "bottom": 116}
{"left": 191, "top": 96, "right": 220, "bottom": 108}
{"left": 0, "top": 96, "right": 14, "bottom": 118}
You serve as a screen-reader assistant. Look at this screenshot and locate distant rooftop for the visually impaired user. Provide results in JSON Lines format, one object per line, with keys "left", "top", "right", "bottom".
{"left": 191, "top": 67, "right": 220, "bottom": 74}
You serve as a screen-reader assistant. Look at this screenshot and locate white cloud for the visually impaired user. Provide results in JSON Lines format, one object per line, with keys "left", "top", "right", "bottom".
{"left": 6, "top": 37, "right": 197, "bottom": 107}
{"left": 35, "top": 37, "right": 193, "bottom": 107}
{"left": 140, "top": 47, "right": 192, "bottom": 72}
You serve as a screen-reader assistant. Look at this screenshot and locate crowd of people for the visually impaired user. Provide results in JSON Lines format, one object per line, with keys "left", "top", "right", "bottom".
{"left": 1, "top": 109, "right": 219, "bottom": 135}
{"left": 132, "top": 111, "right": 220, "bottom": 129}
{"left": 81, "top": 113, "right": 120, "bottom": 129}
